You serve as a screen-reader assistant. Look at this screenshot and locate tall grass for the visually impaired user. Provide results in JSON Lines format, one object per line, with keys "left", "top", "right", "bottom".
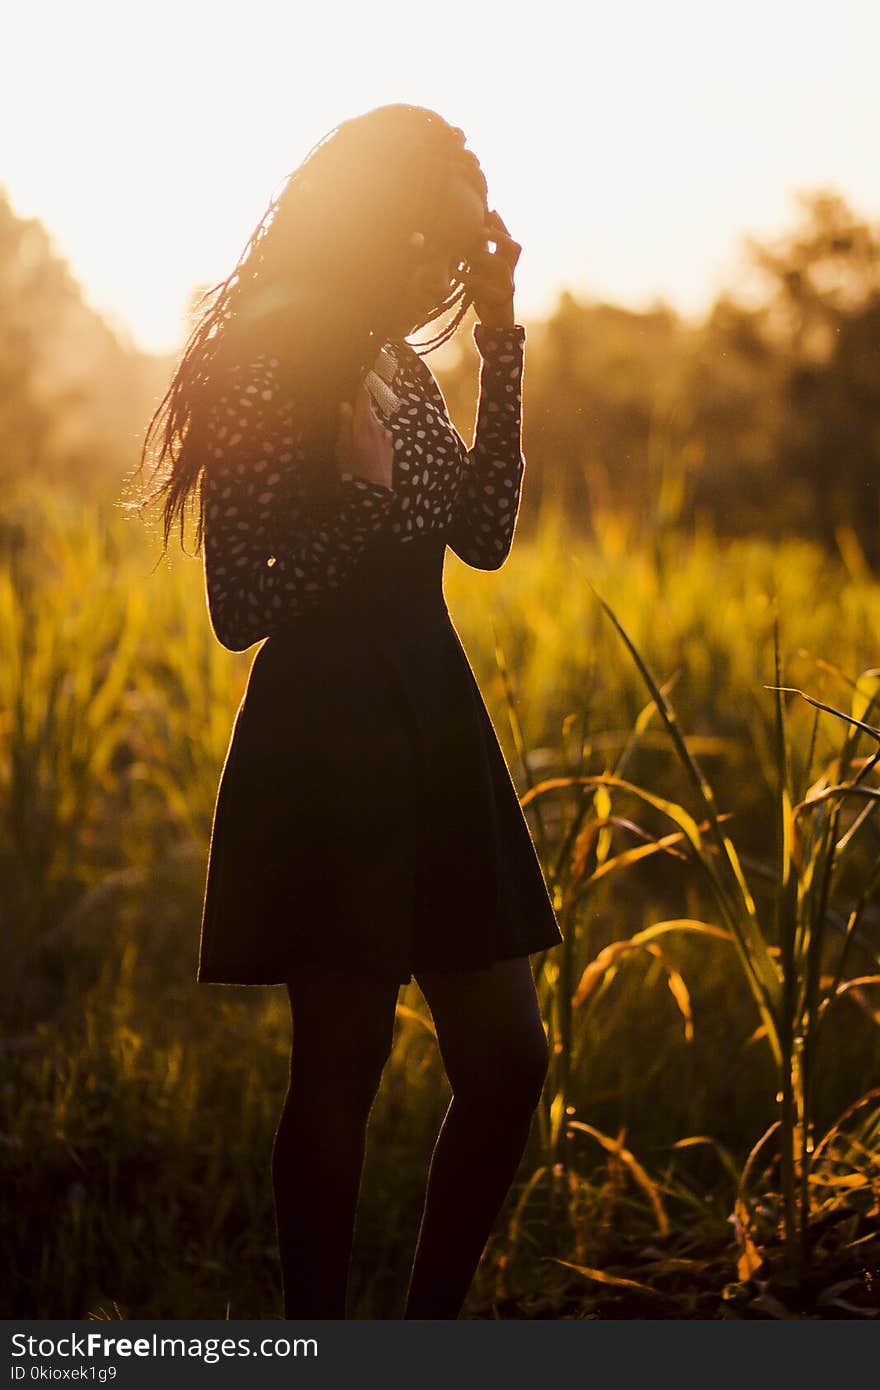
{"left": 510, "top": 591, "right": 879, "bottom": 1288}
{"left": 2, "top": 480, "right": 879, "bottom": 1316}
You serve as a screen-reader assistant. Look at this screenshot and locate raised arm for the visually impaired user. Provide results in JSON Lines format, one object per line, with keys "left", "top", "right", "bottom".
{"left": 201, "top": 355, "right": 397, "bottom": 651}
{"left": 423, "top": 322, "right": 527, "bottom": 571}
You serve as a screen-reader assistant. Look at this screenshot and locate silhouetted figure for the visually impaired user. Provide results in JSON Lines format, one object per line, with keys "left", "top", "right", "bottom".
{"left": 136, "top": 103, "right": 562, "bottom": 1319}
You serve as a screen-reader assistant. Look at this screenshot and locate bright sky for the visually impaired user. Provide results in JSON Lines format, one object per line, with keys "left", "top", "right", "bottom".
{"left": 5, "top": 0, "right": 876, "bottom": 356}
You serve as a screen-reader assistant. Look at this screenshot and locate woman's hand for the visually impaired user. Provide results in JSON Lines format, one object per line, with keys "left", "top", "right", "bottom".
{"left": 335, "top": 381, "right": 394, "bottom": 491}
{"left": 457, "top": 209, "right": 522, "bottom": 330}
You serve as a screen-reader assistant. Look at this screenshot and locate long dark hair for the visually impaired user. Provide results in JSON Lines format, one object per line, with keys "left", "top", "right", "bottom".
{"left": 127, "top": 104, "right": 488, "bottom": 557}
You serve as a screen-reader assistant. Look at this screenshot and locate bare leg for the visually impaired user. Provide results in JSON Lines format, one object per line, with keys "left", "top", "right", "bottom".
{"left": 272, "top": 964, "right": 401, "bottom": 1319}
{"left": 403, "top": 956, "right": 549, "bottom": 1319}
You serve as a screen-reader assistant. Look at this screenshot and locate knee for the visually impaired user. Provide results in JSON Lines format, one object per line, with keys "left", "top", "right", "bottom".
{"left": 507, "top": 1030, "right": 550, "bottom": 1112}
{"left": 451, "top": 1029, "right": 549, "bottom": 1115}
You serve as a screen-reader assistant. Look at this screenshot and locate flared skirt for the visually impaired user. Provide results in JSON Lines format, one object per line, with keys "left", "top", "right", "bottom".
{"left": 196, "top": 535, "right": 563, "bottom": 986}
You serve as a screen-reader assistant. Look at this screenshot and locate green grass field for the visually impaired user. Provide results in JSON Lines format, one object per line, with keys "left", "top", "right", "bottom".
{"left": 2, "top": 483, "right": 878, "bottom": 1319}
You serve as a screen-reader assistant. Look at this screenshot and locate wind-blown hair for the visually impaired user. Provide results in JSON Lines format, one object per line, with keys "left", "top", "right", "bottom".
{"left": 128, "top": 104, "right": 488, "bottom": 557}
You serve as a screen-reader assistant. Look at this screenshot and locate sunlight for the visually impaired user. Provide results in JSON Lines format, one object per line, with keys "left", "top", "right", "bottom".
{"left": 3, "top": 0, "right": 877, "bottom": 354}
{"left": 6, "top": 0, "right": 880, "bottom": 1328}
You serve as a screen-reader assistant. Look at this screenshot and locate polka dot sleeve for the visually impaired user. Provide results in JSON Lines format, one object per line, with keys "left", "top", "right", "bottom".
{"left": 445, "top": 323, "right": 527, "bottom": 570}
{"left": 201, "top": 355, "right": 397, "bottom": 651}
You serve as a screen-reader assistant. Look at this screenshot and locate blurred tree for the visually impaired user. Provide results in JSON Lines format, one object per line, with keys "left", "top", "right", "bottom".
{"left": 745, "top": 190, "right": 880, "bottom": 555}
{"left": 0, "top": 187, "right": 172, "bottom": 502}
{"left": 4, "top": 183, "right": 878, "bottom": 564}
{"left": 0, "top": 193, "right": 66, "bottom": 482}
{"left": 482, "top": 189, "right": 880, "bottom": 557}
{"left": 678, "top": 190, "right": 880, "bottom": 550}
{"left": 434, "top": 292, "right": 687, "bottom": 539}
{"left": 678, "top": 292, "right": 787, "bottom": 536}
{"left": 529, "top": 293, "right": 685, "bottom": 529}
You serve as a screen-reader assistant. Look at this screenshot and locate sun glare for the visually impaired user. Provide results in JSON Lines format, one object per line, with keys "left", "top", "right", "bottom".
{"left": 2, "top": 0, "right": 876, "bottom": 355}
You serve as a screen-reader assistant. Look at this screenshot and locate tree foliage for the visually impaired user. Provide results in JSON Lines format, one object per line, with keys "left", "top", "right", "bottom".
{"left": 2, "top": 184, "right": 878, "bottom": 559}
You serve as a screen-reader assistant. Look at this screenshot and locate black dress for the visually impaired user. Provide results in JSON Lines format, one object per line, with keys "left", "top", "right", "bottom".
{"left": 196, "top": 321, "right": 563, "bottom": 987}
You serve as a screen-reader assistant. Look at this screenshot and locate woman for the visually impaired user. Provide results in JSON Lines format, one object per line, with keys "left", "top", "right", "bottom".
{"left": 137, "top": 103, "right": 563, "bottom": 1320}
